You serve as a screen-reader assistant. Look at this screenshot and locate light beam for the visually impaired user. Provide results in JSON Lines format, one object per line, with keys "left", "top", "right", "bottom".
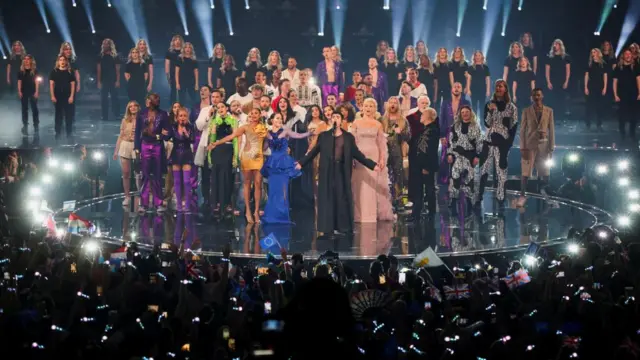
{"left": 616, "top": 0, "right": 640, "bottom": 56}
{"left": 391, "top": 0, "right": 409, "bottom": 51}
{"left": 173, "top": 0, "right": 189, "bottom": 36}
{"left": 482, "top": 0, "right": 500, "bottom": 55}
{"left": 317, "top": 0, "right": 327, "bottom": 38}
{"left": 192, "top": 0, "right": 214, "bottom": 56}
{"left": 34, "top": 0, "right": 52, "bottom": 34}
{"left": 456, "top": 0, "right": 468, "bottom": 37}
{"left": 112, "top": 0, "right": 150, "bottom": 48}
{"left": 80, "top": 0, "right": 96, "bottom": 34}
{"left": 329, "top": 0, "right": 346, "bottom": 48}
{"left": 44, "top": 0, "right": 72, "bottom": 42}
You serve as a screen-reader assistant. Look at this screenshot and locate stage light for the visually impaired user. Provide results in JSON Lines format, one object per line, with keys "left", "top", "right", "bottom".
{"left": 72, "top": 0, "right": 77, "bottom": 7}
{"left": 229, "top": 31, "right": 234, "bottom": 36}
{"left": 47, "top": 29, "right": 51, "bottom": 33}
{"left": 456, "top": 32, "right": 461, "bottom": 37}
{"left": 244, "top": 0, "right": 249, "bottom": 10}
{"left": 618, "top": 177, "right": 630, "bottom": 187}
{"left": 630, "top": 189, "right": 639, "bottom": 199}
{"left": 26, "top": 200, "right": 38, "bottom": 211}
{"left": 106, "top": 0, "right": 112, "bottom": 7}
{"left": 92, "top": 29, "right": 96, "bottom": 34}
{"left": 42, "top": 174, "right": 53, "bottom": 184}
{"left": 617, "top": 215, "right": 631, "bottom": 227}
{"left": 411, "top": 0, "right": 435, "bottom": 47}
{"left": 456, "top": 0, "right": 468, "bottom": 44}
{"left": 210, "top": 0, "right": 214, "bottom": 9}
{"left": 500, "top": 0, "right": 512, "bottom": 41}
{"left": 80, "top": 0, "right": 96, "bottom": 36}
{"left": 616, "top": 0, "right": 640, "bottom": 56}
{"left": 45, "top": 0, "right": 74, "bottom": 42}
{"left": 185, "top": 30, "right": 189, "bottom": 36}
{"left": 112, "top": 0, "right": 150, "bottom": 50}
{"left": 83, "top": 240, "right": 99, "bottom": 253}
{"left": 567, "top": 153, "right": 579, "bottom": 162}
{"left": 596, "top": 164, "right": 608, "bottom": 175}
{"left": 567, "top": 243, "right": 579, "bottom": 254}
{"left": 30, "top": 187, "right": 42, "bottom": 197}
{"left": 63, "top": 162, "right": 74, "bottom": 172}
{"left": 518, "top": 6, "right": 522, "bottom": 11}
{"left": 92, "top": 151, "right": 104, "bottom": 161}
{"left": 482, "top": 0, "right": 500, "bottom": 55}
{"left": 318, "top": 32, "right": 324, "bottom": 36}
{"left": 391, "top": 0, "right": 409, "bottom": 51}
{"left": 629, "top": 203, "right": 640, "bottom": 213}
{"left": 173, "top": 0, "right": 189, "bottom": 38}
{"left": 618, "top": 159, "right": 629, "bottom": 171}
{"left": 501, "top": 31, "right": 505, "bottom": 36}
{"left": 34, "top": 0, "right": 52, "bottom": 35}
{"left": 483, "top": 0, "right": 487, "bottom": 11}
{"left": 336, "top": 4, "right": 340, "bottom": 9}
{"left": 317, "top": 0, "right": 327, "bottom": 40}
{"left": 594, "top": 32, "right": 600, "bottom": 36}
{"left": 193, "top": 0, "right": 214, "bottom": 56}
{"left": 383, "top": 0, "right": 390, "bottom": 11}
{"left": 56, "top": 228, "right": 66, "bottom": 237}
{"left": 598, "top": 231, "right": 608, "bottom": 239}
{"left": 0, "top": 21, "right": 10, "bottom": 61}
{"left": 596, "top": 0, "right": 616, "bottom": 36}
{"left": 48, "top": 158, "right": 59, "bottom": 168}
{"left": 545, "top": 158, "right": 554, "bottom": 168}
{"left": 524, "top": 255, "right": 536, "bottom": 267}
{"left": 330, "top": 0, "right": 346, "bottom": 48}
{"left": 221, "top": 0, "right": 234, "bottom": 38}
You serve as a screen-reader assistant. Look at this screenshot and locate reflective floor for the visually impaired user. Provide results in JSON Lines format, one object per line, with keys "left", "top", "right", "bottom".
{"left": 64, "top": 189, "right": 610, "bottom": 259}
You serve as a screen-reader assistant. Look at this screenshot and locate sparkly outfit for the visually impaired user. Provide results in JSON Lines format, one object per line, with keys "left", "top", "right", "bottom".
{"left": 169, "top": 123, "right": 195, "bottom": 211}
{"left": 448, "top": 121, "right": 482, "bottom": 202}
{"left": 134, "top": 108, "right": 170, "bottom": 209}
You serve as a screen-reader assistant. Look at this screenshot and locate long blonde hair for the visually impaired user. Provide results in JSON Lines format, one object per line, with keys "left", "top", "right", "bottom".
{"left": 212, "top": 43, "right": 226, "bottom": 59}
{"left": 618, "top": 49, "right": 635, "bottom": 69}
{"left": 450, "top": 46, "right": 467, "bottom": 65}
{"left": 376, "top": 40, "right": 390, "bottom": 60}
{"left": 381, "top": 96, "right": 407, "bottom": 133}
{"left": 516, "top": 56, "right": 532, "bottom": 71}
{"left": 180, "top": 42, "right": 196, "bottom": 60}
{"left": 471, "top": 50, "right": 487, "bottom": 67}
{"left": 331, "top": 46, "right": 343, "bottom": 62}
{"left": 127, "top": 48, "right": 145, "bottom": 64}
{"left": 265, "top": 50, "right": 283, "bottom": 70}
{"left": 403, "top": 45, "right": 417, "bottom": 64}
{"left": 136, "top": 39, "right": 152, "bottom": 60}
{"left": 508, "top": 41, "right": 523, "bottom": 58}
{"left": 383, "top": 48, "right": 399, "bottom": 66}
{"left": 435, "top": 47, "right": 449, "bottom": 66}
{"left": 549, "top": 39, "right": 567, "bottom": 59}
{"left": 20, "top": 55, "right": 36, "bottom": 76}
{"left": 58, "top": 41, "right": 77, "bottom": 62}
{"left": 168, "top": 35, "right": 184, "bottom": 51}
{"left": 123, "top": 100, "right": 140, "bottom": 123}
{"left": 588, "top": 48, "right": 604, "bottom": 67}
{"left": 10, "top": 41, "right": 26, "bottom": 60}
{"left": 416, "top": 40, "right": 428, "bottom": 57}
{"left": 55, "top": 55, "right": 71, "bottom": 73}
{"left": 100, "top": 39, "right": 117, "bottom": 58}
{"left": 245, "top": 47, "right": 263, "bottom": 67}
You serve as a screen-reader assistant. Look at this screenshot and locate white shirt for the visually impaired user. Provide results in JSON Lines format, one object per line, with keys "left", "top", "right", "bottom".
{"left": 296, "top": 84, "right": 322, "bottom": 108}
{"left": 399, "top": 82, "right": 428, "bottom": 98}
{"left": 195, "top": 104, "right": 215, "bottom": 166}
{"left": 227, "top": 92, "right": 253, "bottom": 106}
{"left": 281, "top": 68, "right": 301, "bottom": 88}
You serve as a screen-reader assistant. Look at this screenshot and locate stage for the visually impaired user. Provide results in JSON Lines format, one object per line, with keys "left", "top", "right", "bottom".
{"left": 57, "top": 188, "right": 611, "bottom": 261}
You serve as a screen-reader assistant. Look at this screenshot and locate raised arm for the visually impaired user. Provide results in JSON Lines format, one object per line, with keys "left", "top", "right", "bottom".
{"left": 214, "top": 125, "right": 246, "bottom": 146}
{"left": 299, "top": 133, "right": 322, "bottom": 167}
{"left": 286, "top": 127, "right": 310, "bottom": 139}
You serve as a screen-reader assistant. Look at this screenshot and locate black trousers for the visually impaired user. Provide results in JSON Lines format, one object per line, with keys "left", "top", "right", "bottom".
{"left": 169, "top": 79, "right": 178, "bottom": 105}
{"left": 128, "top": 84, "right": 147, "bottom": 108}
{"left": 618, "top": 98, "right": 638, "bottom": 138}
{"left": 407, "top": 153, "right": 420, "bottom": 201}
{"left": 54, "top": 100, "right": 73, "bottom": 137}
{"left": 200, "top": 156, "right": 212, "bottom": 205}
{"left": 548, "top": 83, "right": 567, "bottom": 120}
{"left": 410, "top": 170, "right": 436, "bottom": 215}
{"left": 101, "top": 82, "right": 120, "bottom": 121}
{"left": 331, "top": 162, "right": 351, "bottom": 233}
{"left": 209, "top": 144, "right": 234, "bottom": 209}
{"left": 586, "top": 91, "right": 605, "bottom": 127}
{"left": 21, "top": 94, "right": 39, "bottom": 128}
{"left": 179, "top": 87, "right": 198, "bottom": 108}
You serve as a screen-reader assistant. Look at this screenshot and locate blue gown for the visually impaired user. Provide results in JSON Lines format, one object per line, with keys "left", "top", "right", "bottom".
{"left": 261, "top": 129, "right": 302, "bottom": 224}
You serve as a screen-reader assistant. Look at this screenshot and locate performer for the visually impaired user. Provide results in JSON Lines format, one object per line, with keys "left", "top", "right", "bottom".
{"left": 261, "top": 113, "right": 310, "bottom": 224}
{"left": 407, "top": 107, "right": 439, "bottom": 221}
{"left": 406, "top": 95, "right": 431, "bottom": 208}
{"left": 398, "top": 81, "right": 418, "bottom": 113}
{"left": 351, "top": 98, "right": 395, "bottom": 223}
{"left": 478, "top": 80, "right": 518, "bottom": 206}
{"left": 49, "top": 56, "right": 76, "bottom": 141}
{"left": 381, "top": 48, "right": 403, "bottom": 96}
{"left": 438, "top": 82, "right": 470, "bottom": 185}
{"left": 503, "top": 41, "right": 523, "bottom": 83}
{"left": 519, "top": 88, "right": 555, "bottom": 205}
{"left": 375, "top": 40, "right": 390, "bottom": 64}
{"left": 207, "top": 102, "right": 238, "bottom": 215}
{"left": 113, "top": 100, "right": 140, "bottom": 207}
{"left": 195, "top": 89, "right": 223, "bottom": 210}
{"left": 296, "top": 69, "right": 322, "bottom": 110}
{"left": 447, "top": 105, "right": 482, "bottom": 213}
{"left": 164, "top": 102, "right": 181, "bottom": 207}
{"left": 416, "top": 40, "right": 428, "bottom": 59}
{"left": 295, "top": 112, "right": 380, "bottom": 234}
{"left": 545, "top": 39, "right": 571, "bottom": 122}
{"left": 263, "top": 50, "right": 283, "bottom": 84}
{"left": 242, "top": 48, "right": 262, "bottom": 87}
{"left": 613, "top": 49, "right": 640, "bottom": 140}
{"left": 466, "top": 51, "right": 491, "bottom": 118}
{"left": 367, "top": 57, "right": 388, "bottom": 112}
{"left": 6, "top": 41, "right": 26, "bottom": 93}
{"left": 165, "top": 35, "right": 184, "bottom": 104}
{"left": 175, "top": 42, "right": 199, "bottom": 106}
{"left": 434, "top": 47, "right": 451, "bottom": 109}
{"left": 305, "top": 105, "right": 330, "bottom": 205}
{"left": 136, "top": 39, "right": 154, "bottom": 92}
{"left": 17, "top": 54, "right": 39, "bottom": 136}
{"left": 449, "top": 47, "right": 469, "bottom": 93}
{"left": 417, "top": 54, "right": 436, "bottom": 104}
{"left": 217, "top": 55, "right": 241, "bottom": 100}
{"left": 168, "top": 107, "right": 195, "bottom": 212}
{"left": 207, "top": 43, "right": 226, "bottom": 90}
{"left": 401, "top": 45, "right": 419, "bottom": 73}
{"left": 124, "top": 47, "right": 149, "bottom": 107}
{"left": 315, "top": 46, "right": 345, "bottom": 106}
{"left": 134, "top": 93, "right": 170, "bottom": 212}
{"left": 282, "top": 56, "right": 301, "bottom": 88}
{"left": 511, "top": 56, "right": 536, "bottom": 110}
{"left": 381, "top": 96, "right": 411, "bottom": 208}
{"left": 584, "top": 48, "right": 608, "bottom": 131}
{"left": 97, "top": 39, "right": 120, "bottom": 122}
{"left": 208, "top": 108, "right": 267, "bottom": 223}
{"left": 520, "top": 32, "right": 538, "bottom": 74}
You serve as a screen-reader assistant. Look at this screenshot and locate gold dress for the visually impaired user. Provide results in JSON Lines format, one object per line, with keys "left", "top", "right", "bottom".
{"left": 240, "top": 123, "right": 267, "bottom": 171}
{"left": 307, "top": 120, "right": 329, "bottom": 181}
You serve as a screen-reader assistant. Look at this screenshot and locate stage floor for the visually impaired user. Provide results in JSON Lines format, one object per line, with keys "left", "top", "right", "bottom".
{"left": 63, "top": 189, "right": 611, "bottom": 260}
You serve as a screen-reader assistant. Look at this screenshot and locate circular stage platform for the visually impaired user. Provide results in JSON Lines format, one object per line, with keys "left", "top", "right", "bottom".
{"left": 60, "top": 189, "right": 611, "bottom": 260}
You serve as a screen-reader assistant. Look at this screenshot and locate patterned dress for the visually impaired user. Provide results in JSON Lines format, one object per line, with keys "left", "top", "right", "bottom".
{"left": 384, "top": 120, "right": 411, "bottom": 196}
{"left": 448, "top": 121, "right": 482, "bottom": 201}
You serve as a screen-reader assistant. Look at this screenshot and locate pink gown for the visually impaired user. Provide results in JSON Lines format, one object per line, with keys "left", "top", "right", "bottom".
{"left": 351, "top": 125, "right": 395, "bottom": 223}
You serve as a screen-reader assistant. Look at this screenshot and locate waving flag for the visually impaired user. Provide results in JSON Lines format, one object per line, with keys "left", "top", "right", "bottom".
{"left": 443, "top": 284, "right": 471, "bottom": 300}
{"left": 67, "top": 213, "right": 95, "bottom": 234}
{"left": 413, "top": 246, "right": 445, "bottom": 268}
{"left": 504, "top": 269, "right": 531, "bottom": 289}
{"left": 109, "top": 246, "right": 127, "bottom": 269}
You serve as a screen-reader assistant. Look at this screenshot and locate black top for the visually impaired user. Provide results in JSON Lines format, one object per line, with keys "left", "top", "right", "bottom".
{"left": 586, "top": 63, "right": 606, "bottom": 92}
{"left": 613, "top": 64, "right": 640, "bottom": 99}
{"left": 97, "top": 54, "right": 120, "bottom": 84}
{"left": 381, "top": 62, "right": 404, "bottom": 94}
{"left": 522, "top": 46, "right": 537, "bottom": 62}
{"left": 434, "top": 62, "right": 451, "bottom": 92}
{"left": 176, "top": 57, "right": 198, "bottom": 87}
{"left": 263, "top": 65, "right": 279, "bottom": 85}
{"left": 449, "top": 60, "right": 469, "bottom": 88}
{"left": 49, "top": 68, "right": 75, "bottom": 97}
{"left": 142, "top": 54, "right": 154, "bottom": 67}
{"left": 546, "top": 54, "right": 572, "bottom": 85}
{"left": 18, "top": 69, "right": 38, "bottom": 95}
{"left": 418, "top": 68, "right": 435, "bottom": 98}
{"left": 416, "top": 121, "right": 440, "bottom": 172}
{"left": 244, "top": 62, "right": 260, "bottom": 86}
{"left": 512, "top": 70, "right": 535, "bottom": 100}
{"left": 217, "top": 68, "right": 241, "bottom": 99}
{"left": 467, "top": 64, "right": 490, "bottom": 92}
{"left": 208, "top": 57, "right": 224, "bottom": 84}
{"left": 8, "top": 57, "right": 22, "bottom": 78}
{"left": 165, "top": 49, "right": 181, "bottom": 80}
{"left": 503, "top": 56, "right": 521, "bottom": 76}
{"left": 125, "top": 62, "right": 147, "bottom": 87}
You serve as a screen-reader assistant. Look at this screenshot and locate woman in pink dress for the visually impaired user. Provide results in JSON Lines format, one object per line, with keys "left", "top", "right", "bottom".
{"left": 350, "top": 98, "right": 395, "bottom": 223}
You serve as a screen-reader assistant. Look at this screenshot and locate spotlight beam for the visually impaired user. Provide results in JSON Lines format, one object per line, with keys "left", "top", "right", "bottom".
{"left": 411, "top": 0, "right": 436, "bottom": 45}
{"left": 112, "top": 0, "right": 149, "bottom": 48}
{"left": 317, "top": 0, "right": 327, "bottom": 37}
{"left": 329, "top": 0, "right": 346, "bottom": 48}
{"left": 44, "top": 0, "right": 72, "bottom": 42}
{"left": 34, "top": 0, "right": 52, "bottom": 33}
{"left": 616, "top": 0, "right": 640, "bottom": 56}
{"left": 456, "top": 0, "right": 469, "bottom": 37}
{"left": 596, "top": 0, "right": 616, "bottom": 33}
{"left": 501, "top": 0, "right": 512, "bottom": 38}
{"left": 80, "top": 0, "right": 96, "bottom": 33}
{"left": 192, "top": 0, "right": 214, "bottom": 56}
{"left": 221, "top": 0, "right": 234, "bottom": 35}
{"left": 173, "top": 0, "right": 189, "bottom": 35}
{"left": 482, "top": 0, "right": 500, "bottom": 55}
{"left": 0, "top": 12, "right": 11, "bottom": 54}
{"left": 391, "top": 0, "right": 409, "bottom": 51}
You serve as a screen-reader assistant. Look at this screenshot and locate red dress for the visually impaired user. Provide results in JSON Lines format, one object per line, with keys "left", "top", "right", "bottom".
{"left": 344, "top": 85, "right": 357, "bottom": 103}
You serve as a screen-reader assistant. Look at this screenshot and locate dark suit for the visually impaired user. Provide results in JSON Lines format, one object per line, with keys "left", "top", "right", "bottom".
{"left": 411, "top": 121, "right": 440, "bottom": 216}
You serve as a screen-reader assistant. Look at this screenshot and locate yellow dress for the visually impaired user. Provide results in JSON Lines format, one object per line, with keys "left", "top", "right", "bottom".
{"left": 240, "top": 123, "right": 267, "bottom": 171}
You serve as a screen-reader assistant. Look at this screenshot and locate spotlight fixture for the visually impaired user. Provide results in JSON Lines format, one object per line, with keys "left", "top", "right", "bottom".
{"left": 229, "top": 31, "right": 234, "bottom": 35}
{"left": 47, "top": 29, "right": 51, "bottom": 33}
{"left": 629, "top": 203, "right": 640, "bottom": 213}
{"left": 92, "top": 151, "right": 104, "bottom": 161}
{"left": 73, "top": 1, "right": 77, "bottom": 7}
{"left": 567, "top": 153, "right": 579, "bottom": 162}
{"left": 483, "top": 5, "right": 487, "bottom": 10}
{"left": 630, "top": 189, "right": 639, "bottom": 200}
{"left": 383, "top": 5, "right": 390, "bottom": 10}
{"left": 211, "top": 4, "right": 214, "bottom": 9}
{"left": 318, "top": 32, "right": 324, "bottom": 36}
{"left": 595, "top": 164, "right": 608, "bottom": 175}
{"left": 617, "top": 215, "right": 631, "bottom": 227}
{"left": 92, "top": 29, "right": 96, "bottom": 34}
{"left": 518, "top": 6, "right": 522, "bottom": 10}
{"left": 30, "top": 187, "right": 42, "bottom": 197}
{"left": 336, "top": 5, "right": 340, "bottom": 9}
{"left": 42, "top": 174, "right": 53, "bottom": 184}
{"left": 618, "top": 159, "right": 629, "bottom": 171}
{"left": 545, "top": 158, "right": 555, "bottom": 168}
{"left": 185, "top": 30, "right": 189, "bottom": 36}
{"left": 63, "top": 162, "right": 74, "bottom": 172}
{"left": 2, "top": 56, "right": 6, "bottom": 60}
{"left": 567, "top": 243, "right": 579, "bottom": 254}
{"left": 618, "top": 177, "right": 630, "bottom": 187}
{"left": 245, "top": 5, "right": 249, "bottom": 9}
{"left": 456, "top": 32, "right": 461, "bottom": 37}
{"left": 501, "top": 32, "right": 505, "bottom": 36}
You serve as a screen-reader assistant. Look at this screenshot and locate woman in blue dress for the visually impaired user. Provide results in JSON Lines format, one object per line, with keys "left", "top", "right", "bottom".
{"left": 261, "top": 113, "right": 310, "bottom": 224}
{"left": 169, "top": 107, "right": 195, "bottom": 212}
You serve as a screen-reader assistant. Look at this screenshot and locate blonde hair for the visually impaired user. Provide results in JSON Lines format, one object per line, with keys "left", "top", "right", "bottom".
{"left": 58, "top": 41, "right": 77, "bottom": 62}
{"left": 331, "top": 46, "right": 343, "bottom": 62}
{"left": 451, "top": 46, "right": 467, "bottom": 64}
{"left": 454, "top": 105, "right": 477, "bottom": 126}
{"left": 100, "top": 39, "right": 118, "bottom": 58}
{"left": 245, "top": 47, "right": 263, "bottom": 67}
{"left": 416, "top": 40, "right": 428, "bottom": 57}
{"left": 376, "top": 40, "right": 390, "bottom": 60}
{"left": 363, "top": 97, "right": 378, "bottom": 113}
{"left": 509, "top": 41, "right": 523, "bottom": 58}
{"left": 520, "top": 32, "right": 534, "bottom": 49}
{"left": 20, "top": 55, "right": 36, "bottom": 76}
{"left": 265, "top": 50, "right": 283, "bottom": 70}
{"left": 221, "top": 54, "right": 237, "bottom": 72}
{"left": 423, "top": 107, "right": 437, "bottom": 121}
{"left": 435, "top": 47, "right": 449, "bottom": 66}
{"left": 10, "top": 41, "right": 26, "bottom": 60}
{"left": 472, "top": 50, "right": 487, "bottom": 66}
{"left": 588, "top": 48, "right": 604, "bottom": 67}
{"left": 403, "top": 45, "right": 417, "bottom": 64}
{"left": 212, "top": 43, "right": 226, "bottom": 59}
{"left": 516, "top": 56, "right": 532, "bottom": 71}
{"left": 168, "top": 35, "right": 184, "bottom": 51}
{"left": 381, "top": 96, "right": 407, "bottom": 133}
{"left": 55, "top": 55, "right": 71, "bottom": 72}
{"left": 127, "top": 48, "right": 145, "bottom": 64}
{"left": 123, "top": 101, "right": 140, "bottom": 123}
{"left": 383, "top": 48, "right": 399, "bottom": 65}
{"left": 136, "top": 39, "right": 151, "bottom": 60}
{"left": 180, "top": 42, "right": 196, "bottom": 60}
{"left": 618, "top": 49, "right": 635, "bottom": 69}
{"left": 549, "top": 39, "right": 567, "bottom": 59}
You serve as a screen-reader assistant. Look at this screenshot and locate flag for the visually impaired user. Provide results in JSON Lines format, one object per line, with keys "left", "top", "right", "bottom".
{"left": 503, "top": 269, "right": 531, "bottom": 289}
{"left": 413, "top": 246, "right": 444, "bottom": 268}
{"left": 260, "top": 233, "right": 281, "bottom": 252}
{"left": 443, "top": 284, "right": 471, "bottom": 300}
{"left": 427, "top": 286, "right": 443, "bottom": 302}
{"left": 45, "top": 214, "right": 57, "bottom": 237}
{"left": 67, "top": 213, "right": 94, "bottom": 234}
{"left": 109, "top": 246, "right": 127, "bottom": 269}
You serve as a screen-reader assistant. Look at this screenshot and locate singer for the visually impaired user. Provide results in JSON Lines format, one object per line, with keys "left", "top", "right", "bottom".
{"left": 296, "top": 112, "right": 380, "bottom": 235}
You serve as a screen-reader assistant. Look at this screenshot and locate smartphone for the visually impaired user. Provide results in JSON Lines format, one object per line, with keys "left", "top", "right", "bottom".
{"left": 424, "top": 302, "right": 432, "bottom": 310}
{"left": 258, "top": 267, "right": 269, "bottom": 275}
{"left": 262, "top": 320, "right": 284, "bottom": 332}
{"left": 557, "top": 272, "right": 565, "bottom": 278}
{"left": 148, "top": 305, "right": 159, "bottom": 312}
{"left": 399, "top": 272, "right": 406, "bottom": 285}
{"left": 264, "top": 301, "right": 272, "bottom": 314}
{"left": 162, "top": 261, "right": 170, "bottom": 268}
{"left": 379, "top": 275, "right": 386, "bottom": 285}
{"left": 96, "top": 286, "right": 103, "bottom": 297}
{"left": 3, "top": 272, "right": 9, "bottom": 280}
{"left": 149, "top": 274, "right": 157, "bottom": 284}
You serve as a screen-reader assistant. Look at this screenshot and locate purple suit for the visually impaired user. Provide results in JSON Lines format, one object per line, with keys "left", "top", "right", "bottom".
{"left": 438, "top": 98, "right": 470, "bottom": 185}
{"left": 135, "top": 108, "right": 170, "bottom": 208}
{"left": 398, "top": 96, "right": 418, "bottom": 110}
{"left": 315, "top": 60, "right": 345, "bottom": 106}
{"left": 367, "top": 71, "right": 389, "bottom": 113}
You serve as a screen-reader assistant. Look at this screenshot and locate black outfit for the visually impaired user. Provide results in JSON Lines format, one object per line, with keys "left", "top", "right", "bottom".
{"left": 49, "top": 68, "right": 75, "bottom": 138}
{"left": 585, "top": 63, "right": 607, "bottom": 128}
{"left": 512, "top": 70, "right": 535, "bottom": 109}
{"left": 165, "top": 49, "right": 181, "bottom": 104}
{"left": 244, "top": 62, "right": 260, "bottom": 86}
{"left": 449, "top": 60, "right": 469, "bottom": 89}
{"left": 98, "top": 54, "right": 121, "bottom": 121}
{"left": 7, "top": 57, "right": 22, "bottom": 93}
{"left": 142, "top": 54, "right": 154, "bottom": 89}
{"left": 546, "top": 54, "right": 572, "bottom": 120}
{"left": 381, "top": 62, "right": 404, "bottom": 95}
{"left": 434, "top": 62, "right": 452, "bottom": 109}
{"left": 176, "top": 57, "right": 198, "bottom": 107}
{"left": 613, "top": 64, "right": 640, "bottom": 138}
{"left": 410, "top": 121, "right": 440, "bottom": 218}
{"left": 522, "top": 46, "right": 537, "bottom": 68}
{"left": 125, "top": 62, "right": 148, "bottom": 106}
{"left": 406, "top": 110, "right": 426, "bottom": 203}
{"left": 208, "top": 57, "right": 223, "bottom": 86}
{"left": 209, "top": 121, "right": 234, "bottom": 211}
{"left": 503, "top": 56, "right": 520, "bottom": 81}
{"left": 17, "top": 69, "right": 39, "bottom": 131}
{"left": 217, "top": 68, "right": 240, "bottom": 100}
{"left": 289, "top": 119, "right": 314, "bottom": 208}
{"left": 418, "top": 68, "right": 436, "bottom": 101}
{"left": 467, "top": 64, "right": 490, "bottom": 117}
{"left": 299, "top": 130, "right": 376, "bottom": 233}
{"left": 263, "top": 65, "right": 279, "bottom": 85}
